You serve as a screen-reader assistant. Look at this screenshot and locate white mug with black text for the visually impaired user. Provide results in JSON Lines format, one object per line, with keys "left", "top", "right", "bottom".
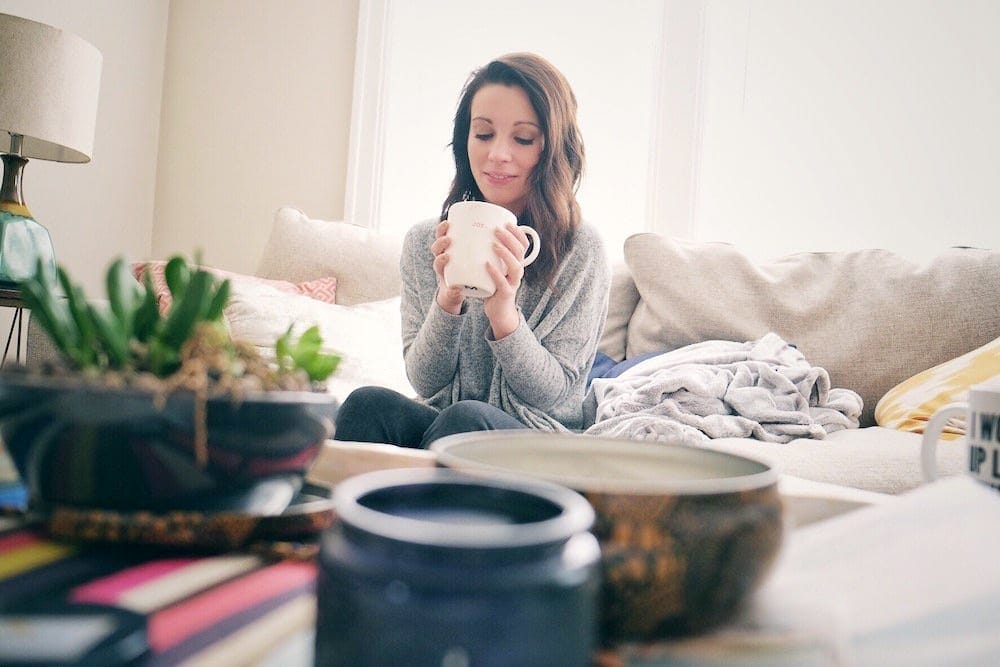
{"left": 921, "top": 379, "right": 1000, "bottom": 490}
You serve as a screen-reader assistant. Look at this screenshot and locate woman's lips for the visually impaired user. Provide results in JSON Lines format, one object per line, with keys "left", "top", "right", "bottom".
{"left": 484, "top": 172, "right": 516, "bottom": 186}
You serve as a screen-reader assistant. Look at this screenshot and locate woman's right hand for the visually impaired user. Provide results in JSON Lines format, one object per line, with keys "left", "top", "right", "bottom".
{"left": 431, "top": 220, "right": 464, "bottom": 314}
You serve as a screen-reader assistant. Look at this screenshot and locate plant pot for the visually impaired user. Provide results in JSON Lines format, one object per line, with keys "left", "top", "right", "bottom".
{"left": 0, "top": 371, "right": 337, "bottom": 511}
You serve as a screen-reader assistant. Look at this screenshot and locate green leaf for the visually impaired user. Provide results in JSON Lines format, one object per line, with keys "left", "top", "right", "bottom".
{"left": 290, "top": 326, "right": 323, "bottom": 359}
{"left": 204, "top": 278, "right": 230, "bottom": 321}
{"left": 55, "top": 268, "right": 83, "bottom": 340}
{"left": 159, "top": 269, "right": 212, "bottom": 349}
{"left": 302, "top": 354, "right": 339, "bottom": 382}
{"left": 163, "top": 256, "right": 191, "bottom": 299}
{"left": 19, "top": 272, "right": 76, "bottom": 364}
{"left": 274, "top": 325, "right": 340, "bottom": 382}
{"left": 106, "top": 257, "right": 142, "bottom": 338}
{"left": 56, "top": 267, "right": 101, "bottom": 368}
{"left": 66, "top": 284, "right": 99, "bottom": 367}
{"left": 147, "top": 338, "right": 181, "bottom": 377}
{"left": 87, "top": 303, "right": 129, "bottom": 368}
{"left": 132, "top": 270, "right": 161, "bottom": 342}
{"left": 18, "top": 251, "right": 327, "bottom": 383}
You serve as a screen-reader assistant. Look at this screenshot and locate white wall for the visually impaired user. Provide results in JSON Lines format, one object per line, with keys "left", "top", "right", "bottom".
{"left": 352, "top": 0, "right": 1000, "bottom": 266}
{"left": 3, "top": 0, "right": 997, "bottom": 318}
{"left": 683, "top": 0, "right": 1000, "bottom": 261}
{"left": 367, "top": 0, "right": 663, "bottom": 263}
{"left": 0, "top": 0, "right": 167, "bottom": 362}
{"left": 0, "top": 0, "right": 167, "bottom": 291}
{"left": 152, "top": 0, "right": 358, "bottom": 274}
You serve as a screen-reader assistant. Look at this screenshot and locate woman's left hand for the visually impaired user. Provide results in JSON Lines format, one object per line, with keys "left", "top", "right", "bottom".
{"left": 432, "top": 220, "right": 465, "bottom": 315}
{"left": 484, "top": 222, "right": 531, "bottom": 338}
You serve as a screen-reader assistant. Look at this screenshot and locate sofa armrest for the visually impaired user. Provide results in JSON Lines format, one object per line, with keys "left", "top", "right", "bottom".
{"left": 25, "top": 312, "right": 60, "bottom": 367}
{"left": 25, "top": 298, "right": 112, "bottom": 368}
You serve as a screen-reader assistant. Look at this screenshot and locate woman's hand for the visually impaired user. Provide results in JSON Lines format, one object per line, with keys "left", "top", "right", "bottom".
{"left": 431, "top": 221, "right": 464, "bottom": 314}
{"left": 484, "top": 222, "right": 531, "bottom": 338}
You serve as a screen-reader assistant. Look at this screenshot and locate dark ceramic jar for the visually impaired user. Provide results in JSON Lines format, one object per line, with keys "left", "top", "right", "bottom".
{"left": 315, "top": 468, "right": 600, "bottom": 667}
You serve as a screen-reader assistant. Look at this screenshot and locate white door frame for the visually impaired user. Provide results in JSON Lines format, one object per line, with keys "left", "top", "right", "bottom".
{"left": 344, "top": 0, "right": 392, "bottom": 229}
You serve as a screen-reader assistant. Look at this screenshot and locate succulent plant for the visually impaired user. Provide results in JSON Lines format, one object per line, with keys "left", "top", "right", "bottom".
{"left": 18, "top": 255, "right": 339, "bottom": 384}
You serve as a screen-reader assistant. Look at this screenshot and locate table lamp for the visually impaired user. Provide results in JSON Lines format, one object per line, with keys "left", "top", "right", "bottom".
{"left": 0, "top": 12, "right": 102, "bottom": 286}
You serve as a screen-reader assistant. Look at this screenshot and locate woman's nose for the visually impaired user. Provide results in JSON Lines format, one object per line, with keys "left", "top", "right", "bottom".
{"left": 488, "top": 139, "right": 512, "bottom": 162}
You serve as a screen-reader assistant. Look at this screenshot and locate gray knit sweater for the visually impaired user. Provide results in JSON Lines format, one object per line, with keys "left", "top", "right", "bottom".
{"left": 399, "top": 218, "right": 611, "bottom": 431}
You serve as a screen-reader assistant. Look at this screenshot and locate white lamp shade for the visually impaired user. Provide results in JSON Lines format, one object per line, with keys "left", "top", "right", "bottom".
{"left": 0, "top": 13, "right": 102, "bottom": 163}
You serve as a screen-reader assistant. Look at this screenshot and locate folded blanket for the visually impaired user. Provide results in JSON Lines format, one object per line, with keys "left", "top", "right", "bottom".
{"left": 583, "top": 333, "right": 863, "bottom": 445}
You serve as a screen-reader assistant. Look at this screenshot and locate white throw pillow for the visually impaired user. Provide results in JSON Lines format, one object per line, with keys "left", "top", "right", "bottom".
{"left": 256, "top": 206, "right": 404, "bottom": 306}
{"left": 224, "top": 280, "right": 415, "bottom": 403}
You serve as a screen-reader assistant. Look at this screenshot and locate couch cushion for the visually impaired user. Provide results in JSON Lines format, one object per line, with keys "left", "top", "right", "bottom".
{"left": 697, "top": 427, "right": 965, "bottom": 495}
{"left": 223, "top": 279, "right": 415, "bottom": 403}
{"left": 256, "top": 206, "right": 403, "bottom": 306}
{"left": 624, "top": 234, "right": 1000, "bottom": 427}
{"left": 597, "top": 261, "right": 639, "bottom": 362}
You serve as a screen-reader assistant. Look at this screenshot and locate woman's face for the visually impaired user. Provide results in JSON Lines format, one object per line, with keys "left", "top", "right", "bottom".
{"left": 467, "top": 83, "right": 544, "bottom": 217}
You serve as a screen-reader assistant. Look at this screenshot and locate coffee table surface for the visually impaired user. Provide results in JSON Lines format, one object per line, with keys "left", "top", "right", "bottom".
{"left": 3, "top": 439, "right": 944, "bottom": 666}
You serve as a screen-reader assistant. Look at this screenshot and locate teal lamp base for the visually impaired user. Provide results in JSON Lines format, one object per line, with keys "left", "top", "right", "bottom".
{"left": 0, "top": 209, "right": 56, "bottom": 287}
{"left": 1, "top": 153, "right": 56, "bottom": 287}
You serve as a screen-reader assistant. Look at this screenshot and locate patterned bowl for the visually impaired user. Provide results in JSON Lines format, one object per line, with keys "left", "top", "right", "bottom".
{"left": 432, "top": 431, "right": 785, "bottom": 644}
{"left": 0, "top": 371, "right": 336, "bottom": 512}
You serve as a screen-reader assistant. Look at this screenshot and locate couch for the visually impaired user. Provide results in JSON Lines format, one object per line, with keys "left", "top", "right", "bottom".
{"left": 26, "top": 206, "right": 1000, "bottom": 495}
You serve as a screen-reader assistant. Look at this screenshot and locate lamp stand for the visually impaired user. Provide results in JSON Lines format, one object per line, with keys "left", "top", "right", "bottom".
{"left": 0, "top": 151, "right": 56, "bottom": 287}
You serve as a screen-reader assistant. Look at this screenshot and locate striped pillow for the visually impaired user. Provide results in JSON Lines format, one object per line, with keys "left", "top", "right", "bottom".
{"left": 875, "top": 336, "right": 1000, "bottom": 439}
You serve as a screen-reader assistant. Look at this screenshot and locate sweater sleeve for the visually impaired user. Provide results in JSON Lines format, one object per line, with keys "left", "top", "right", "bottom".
{"left": 399, "top": 220, "right": 463, "bottom": 397}
{"left": 490, "top": 224, "right": 611, "bottom": 426}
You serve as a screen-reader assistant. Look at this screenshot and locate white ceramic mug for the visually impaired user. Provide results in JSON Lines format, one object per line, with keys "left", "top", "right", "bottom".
{"left": 921, "top": 380, "right": 1000, "bottom": 490}
{"left": 443, "top": 200, "right": 541, "bottom": 298}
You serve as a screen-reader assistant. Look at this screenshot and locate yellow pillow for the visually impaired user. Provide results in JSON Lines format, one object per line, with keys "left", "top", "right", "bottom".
{"left": 875, "top": 336, "right": 1000, "bottom": 439}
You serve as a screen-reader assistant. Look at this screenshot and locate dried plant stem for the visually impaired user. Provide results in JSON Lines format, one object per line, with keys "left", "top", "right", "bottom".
{"left": 154, "top": 323, "right": 313, "bottom": 469}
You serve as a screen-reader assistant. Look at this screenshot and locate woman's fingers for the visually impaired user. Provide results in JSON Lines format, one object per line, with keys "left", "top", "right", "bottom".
{"left": 483, "top": 260, "right": 511, "bottom": 302}
{"left": 433, "top": 250, "right": 449, "bottom": 276}
{"left": 431, "top": 223, "right": 453, "bottom": 282}
{"left": 431, "top": 230, "right": 451, "bottom": 256}
{"left": 431, "top": 221, "right": 464, "bottom": 313}
{"left": 485, "top": 244, "right": 522, "bottom": 302}
{"left": 492, "top": 242, "right": 523, "bottom": 281}
{"left": 495, "top": 223, "right": 530, "bottom": 259}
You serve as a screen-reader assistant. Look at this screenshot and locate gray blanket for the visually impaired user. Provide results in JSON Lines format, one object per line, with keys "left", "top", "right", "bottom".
{"left": 583, "top": 333, "right": 863, "bottom": 445}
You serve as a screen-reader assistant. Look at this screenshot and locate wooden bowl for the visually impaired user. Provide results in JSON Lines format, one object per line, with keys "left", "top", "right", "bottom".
{"left": 432, "top": 432, "right": 785, "bottom": 644}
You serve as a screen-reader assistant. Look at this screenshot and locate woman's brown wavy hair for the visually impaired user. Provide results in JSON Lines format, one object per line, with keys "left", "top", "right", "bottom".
{"left": 440, "top": 52, "right": 585, "bottom": 288}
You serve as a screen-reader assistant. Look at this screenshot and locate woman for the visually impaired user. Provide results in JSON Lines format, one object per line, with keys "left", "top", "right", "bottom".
{"left": 334, "top": 52, "right": 610, "bottom": 449}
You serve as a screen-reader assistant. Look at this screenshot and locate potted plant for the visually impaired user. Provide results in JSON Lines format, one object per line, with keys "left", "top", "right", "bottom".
{"left": 0, "top": 255, "right": 341, "bottom": 516}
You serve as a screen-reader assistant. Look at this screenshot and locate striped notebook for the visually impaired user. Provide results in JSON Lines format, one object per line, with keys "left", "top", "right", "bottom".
{"left": 0, "top": 526, "right": 317, "bottom": 665}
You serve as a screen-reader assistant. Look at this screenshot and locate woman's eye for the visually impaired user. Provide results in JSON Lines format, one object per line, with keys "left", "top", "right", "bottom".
{"left": 474, "top": 133, "right": 494, "bottom": 141}
{"left": 514, "top": 137, "right": 536, "bottom": 146}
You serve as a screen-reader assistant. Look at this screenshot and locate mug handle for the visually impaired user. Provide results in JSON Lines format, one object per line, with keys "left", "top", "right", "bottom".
{"left": 520, "top": 227, "right": 541, "bottom": 267}
{"left": 921, "top": 403, "right": 967, "bottom": 482}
